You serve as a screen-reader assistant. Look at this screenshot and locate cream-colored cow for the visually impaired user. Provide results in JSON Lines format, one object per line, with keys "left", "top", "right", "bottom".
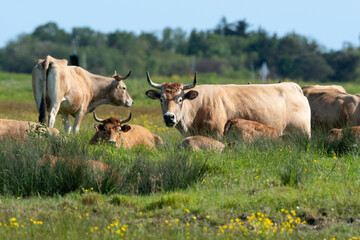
{"left": 32, "top": 55, "right": 133, "bottom": 134}
{"left": 146, "top": 72, "right": 311, "bottom": 138}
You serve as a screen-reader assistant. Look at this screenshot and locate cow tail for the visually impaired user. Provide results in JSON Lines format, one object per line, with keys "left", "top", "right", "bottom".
{"left": 39, "top": 56, "right": 52, "bottom": 124}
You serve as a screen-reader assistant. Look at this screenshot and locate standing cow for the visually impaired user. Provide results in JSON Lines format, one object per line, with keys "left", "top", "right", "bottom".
{"left": 302, "top": 85, "right": 360, "bottom": 129}
{"left": 32, "top": 55, "right": 133, "bottom": 134}
{"left": 145, "top": 72, "right": 311, "bottom": 138}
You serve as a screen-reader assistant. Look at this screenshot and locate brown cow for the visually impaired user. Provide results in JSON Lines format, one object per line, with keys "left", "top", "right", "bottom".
{"left": 224, "top": 118, "right": 278, "bottom": 142}
{"left": 32, "top": 55, "right": 133, "bottom": 134}
{"left": 177, "top": 136, "right": 225, "bottom": 152}
{"left": 0, "top": 119, "right": 60, "bottom": 140}
{"left": 329, "top": 127, "right": 360, "bottom": 142}
{"left": 89, "top": 112, "right": 163, "bottom": 149}
{"left": 302, "top": 85, "right": 360, "bottom": 129}
{"left": 145, "top": 72, "right": 311, "bottom": 138}
{"left": 40, "top": 154, "right": 122, "bottom": 182}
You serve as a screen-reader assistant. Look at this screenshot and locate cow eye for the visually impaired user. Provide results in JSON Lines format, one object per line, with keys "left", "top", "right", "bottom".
{"left": 160, "top": 97, "right": 164, "bottom": 103}
{"left": 122, "top": 87, "right": 126, "bottom": 90}
{"left": 118, "top": 128, "right": 122, "bottom": 133}
{"left": 178, "top": 97, "right": 183, "bottom": 103}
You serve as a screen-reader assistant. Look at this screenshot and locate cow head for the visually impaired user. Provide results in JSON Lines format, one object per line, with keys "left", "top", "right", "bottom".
{"left": 109, "top": 71, "right": 134, "bottom": 107}
{"left": 145, "top": 72, "right": 198, "bottom": 127}
{"left": 89, "top": 112, "right": 132, "bottom": 146}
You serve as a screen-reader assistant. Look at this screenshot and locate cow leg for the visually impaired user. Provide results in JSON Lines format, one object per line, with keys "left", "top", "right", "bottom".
{"left": 61, "top": 114, "right": 72, "bottom": 135}
{"left": 32, "top": 64, "right": 44, "bottom": 113}
{"left": 72, "top": 108, "right": 86, "bottom": 134}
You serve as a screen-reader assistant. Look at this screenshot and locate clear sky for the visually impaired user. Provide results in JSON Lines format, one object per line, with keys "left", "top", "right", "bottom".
{"left": 1, "top": 0, "right": 359, "bottom": 50}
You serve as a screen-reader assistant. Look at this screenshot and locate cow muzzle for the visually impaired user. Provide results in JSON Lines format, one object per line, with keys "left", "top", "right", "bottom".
{"left": 163, "top": 113, "right": 176, "bottom": 127}
{"left": 125, "top": 100, "right": 134, "bottom": 107}
{"left": 108, "top": 139, "right": 117, "bottom": 145}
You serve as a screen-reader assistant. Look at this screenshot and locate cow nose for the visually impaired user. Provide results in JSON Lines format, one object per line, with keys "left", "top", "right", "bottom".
{"left": 163, "top": 113, "right": 175, "bottom": 122}
{"left": 125, "top": 100, "right": 134, "bottom": 107}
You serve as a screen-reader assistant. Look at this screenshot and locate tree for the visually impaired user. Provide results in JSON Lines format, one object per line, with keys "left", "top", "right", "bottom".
{"left": 33, "top": 22, "right": 70, "bottom": 44}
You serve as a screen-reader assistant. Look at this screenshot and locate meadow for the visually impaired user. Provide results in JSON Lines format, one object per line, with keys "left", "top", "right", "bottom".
{"left": 0, "top": 71, "right": 360, "bottom": 239}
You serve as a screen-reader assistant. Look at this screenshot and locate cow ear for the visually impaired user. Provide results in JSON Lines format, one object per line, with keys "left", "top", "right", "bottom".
{"left": 146, "top": 90, "right": 161, "bottom": 99}
{"left": 184, "top": 90, "right": 198, "bottom": 100}
{"left": 94, "top": 124, "right": 100, "bottom": 131}
{"left": 121, "top": 125, "right": 131, "bottom": 132}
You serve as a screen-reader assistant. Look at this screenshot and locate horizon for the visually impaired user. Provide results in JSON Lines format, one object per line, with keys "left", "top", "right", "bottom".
{"left": 1, "top": 0, "right": 360, "bottom": 51}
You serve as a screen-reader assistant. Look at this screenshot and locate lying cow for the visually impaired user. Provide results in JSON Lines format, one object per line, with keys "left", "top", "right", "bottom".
{"left": 224, "top": 118, "right": 278, "bottom": 142}
{"left": 145, "top": 72, "right": 311, "bottom": 138}
{"left": 89, "top": 112, "right": 163, "bottom": 148}
{"left": 32, "top": 55, "right": 133, "bottom": 134}
{"left": 329, "top": 127, "right": 360, "bottom": 142}
{"left": 302, "top": 85, "right": 359, "bottom": 129}
{"left": 177, "top": 136, "right": 225, "bottom": 152}
{"left": 0, "top": 119, "right": 60, "bottom": 140}
{"left": 40, "top": 154, "right": 122, "bottom": 182}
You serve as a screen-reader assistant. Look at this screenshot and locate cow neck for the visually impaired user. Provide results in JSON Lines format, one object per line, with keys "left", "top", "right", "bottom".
{"left": 89, "top": 75, "right": 113, "bottom": 100}
{"left": 176, "top": 99, "right": 197, "bottom": 133}
{"left": 87, "top": 75, "right": 114, "bottom": 112}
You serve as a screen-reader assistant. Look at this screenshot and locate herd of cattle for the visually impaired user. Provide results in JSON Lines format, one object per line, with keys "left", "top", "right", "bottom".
{"left": 1, "top": 55, "right": 360, "bottom": 154}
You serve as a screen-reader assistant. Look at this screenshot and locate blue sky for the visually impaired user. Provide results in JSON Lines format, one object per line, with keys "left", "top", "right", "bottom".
{"left": 1, "top": 0, "right": 359, "bottom": 50}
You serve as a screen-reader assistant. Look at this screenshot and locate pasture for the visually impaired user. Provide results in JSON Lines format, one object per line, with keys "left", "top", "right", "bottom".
{"left": 1, "top": 71, "right": 360, "bottom": 239}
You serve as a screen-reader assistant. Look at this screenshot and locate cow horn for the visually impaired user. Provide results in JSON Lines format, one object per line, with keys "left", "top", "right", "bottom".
{"left": 146, "top": 71, "right": 162, "bottom": 89}
{"left": 121, "top": 112, "right": 132, "bottom": 124}
{"left": 114, "top": 70, "right": 132, "bottom": 80}
{"left": 183, "top": 72, "right": 197, "bottom": 90}
{"left": 93, "top": 111, "right": 105, "bottom": 123}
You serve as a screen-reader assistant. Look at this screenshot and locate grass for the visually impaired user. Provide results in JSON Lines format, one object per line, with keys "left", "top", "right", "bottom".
{"left": 1, "top": 71, "right": 360, "bottom": 239}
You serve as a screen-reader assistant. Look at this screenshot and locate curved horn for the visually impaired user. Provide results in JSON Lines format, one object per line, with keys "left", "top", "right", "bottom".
{"left": 183, "top": 72, "right": 197, "bottom": 90}
{"left": 121, "top": 112, "right": 132, "bottom": 124}
{"left": 146, "top": 71, "right": 162, "bottom": 89}
{"left": 93, "top": 111, "right": 105, "bottom": 123}
{"left": 114, "top": 70, "right": 132, "bottom": 80}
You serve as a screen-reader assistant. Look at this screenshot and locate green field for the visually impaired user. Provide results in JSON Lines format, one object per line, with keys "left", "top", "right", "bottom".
{"left": 1, "top": 71, "right": 360, "bottom": 239}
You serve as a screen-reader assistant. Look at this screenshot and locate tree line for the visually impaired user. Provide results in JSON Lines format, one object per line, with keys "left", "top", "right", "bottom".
{"left": 0, "top": 17, "right": 359, "bottom": 82}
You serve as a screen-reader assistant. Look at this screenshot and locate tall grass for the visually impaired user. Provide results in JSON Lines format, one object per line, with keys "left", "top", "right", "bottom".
{"left": 0, "top": 131, "right": 207, "bottom": 197}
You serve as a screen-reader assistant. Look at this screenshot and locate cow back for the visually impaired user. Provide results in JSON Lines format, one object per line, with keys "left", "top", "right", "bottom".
{"left": 118, "top": 124, "right": 163, "bottom": 149}
{"left": 177, "top": 136, "right": 225, "bottom": 152}
{"left": 0, "top": 119, "right": 60, "bottom": 140}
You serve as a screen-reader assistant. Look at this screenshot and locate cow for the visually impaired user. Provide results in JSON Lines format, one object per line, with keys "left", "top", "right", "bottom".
{"left": 177, "top": 136, "right": 225, "bottom": 152}
{"left": 89, "top": 112, "right": 163, "bottom": 149}
{"left": 329, "top": 127, "right": 360, "bottom": 142}
{"left": 32, "top": 55, "right": 133, "bottom": 134}
{"left": 40, "top": 154, "right": 122, "bottom": 182}
{"left": 224, "top": 118, "right": 278, "bottom": 142}
{"left": 302, "top": 85, "right": 360, "bottom": 129}
{"left": 0, "top": 119, "right": 60, "bottom": 140}
{"left": 145, "top": 72, "right": 311, "bottom": 138}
